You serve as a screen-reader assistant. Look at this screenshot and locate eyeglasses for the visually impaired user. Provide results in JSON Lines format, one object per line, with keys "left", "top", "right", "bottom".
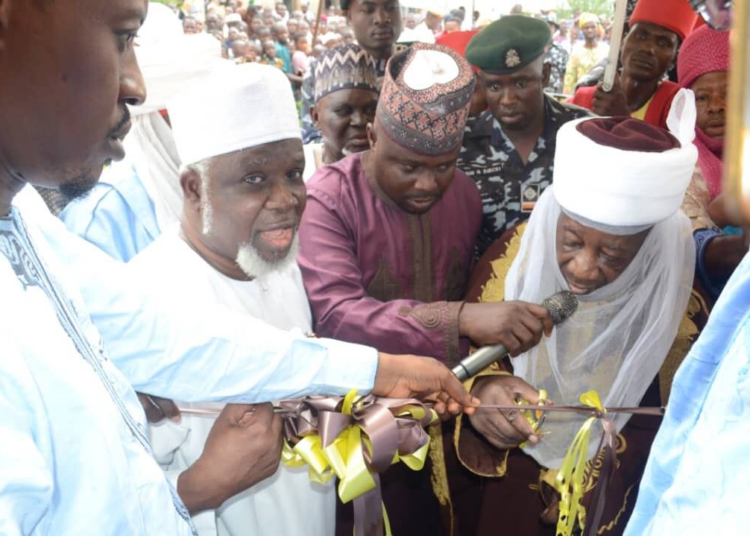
{"left": 689, "top": 0, "right": 734, "bottom": 30}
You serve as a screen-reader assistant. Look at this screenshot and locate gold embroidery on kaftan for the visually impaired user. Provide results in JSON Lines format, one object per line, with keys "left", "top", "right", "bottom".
{"left": 479, "top": 223, "right": 527, "bottom": 304}
{"left": 428, "top": 424, "right": 455, "bottom": 536}
{"left": 659, "top": 290, "right": 706, "bottom": 403}
{"left": 595, "top": 485, "right": 636, "bottom": 534}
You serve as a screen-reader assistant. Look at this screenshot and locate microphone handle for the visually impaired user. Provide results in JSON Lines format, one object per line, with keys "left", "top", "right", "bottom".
{"left": 452, "top": 344, "right": 509, "bottom": 382}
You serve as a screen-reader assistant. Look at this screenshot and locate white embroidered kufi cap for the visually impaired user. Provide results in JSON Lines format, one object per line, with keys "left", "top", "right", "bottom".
{"left": 168, "top": 63, "right": 301, "bottom": 166}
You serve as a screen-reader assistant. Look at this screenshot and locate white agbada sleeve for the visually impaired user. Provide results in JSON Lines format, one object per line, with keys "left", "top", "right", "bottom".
{"left": 0, "top": 332, "right": 54, "bottom": 536}
{"left": 15, "top": 187, "right": 378, "bottom": 403}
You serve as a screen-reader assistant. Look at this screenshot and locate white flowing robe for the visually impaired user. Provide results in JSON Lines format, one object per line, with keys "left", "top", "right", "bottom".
{"left": 130, "top": 226, "right": 336, "bottom": 536}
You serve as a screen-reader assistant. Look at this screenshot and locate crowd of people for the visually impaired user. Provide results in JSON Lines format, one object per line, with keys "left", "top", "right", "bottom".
{"left": 0, "top": 0, "right": 746, "bottom": 535}
{"left": 170, "top": 2, "right": 635, "bottom": 99}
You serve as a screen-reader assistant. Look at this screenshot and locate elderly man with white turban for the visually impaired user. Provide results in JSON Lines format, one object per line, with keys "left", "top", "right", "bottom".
{"left": 450, "top": 93, "right": 704, "bottom": 536}
{"left": 127, "top": 62, "right": 334, "bottom": 536}
{"left": 60, "top": 3, "right": 229, "bottom": 262}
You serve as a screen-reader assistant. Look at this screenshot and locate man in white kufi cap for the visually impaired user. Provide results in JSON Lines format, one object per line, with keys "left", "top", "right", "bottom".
{"left": 129, "top": 63, "right": 335, "bottom": 536}
{"left": 452, "top": 91, "right": 703, "bottom": 536}
{"left": 61, "top": 2, "right": 230, "bottom": 262}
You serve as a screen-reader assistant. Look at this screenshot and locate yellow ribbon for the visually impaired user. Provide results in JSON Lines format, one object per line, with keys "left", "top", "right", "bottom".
{"left": 281, "top": 390, "right": 436, "bottom": 503}
{"left": 555, "top": 390, "right": 605, "bottom": 536}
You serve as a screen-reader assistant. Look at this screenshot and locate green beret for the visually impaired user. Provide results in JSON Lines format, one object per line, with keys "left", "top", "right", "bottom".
{"left": 466, "top": 16, "right": 552, "bottom": 75}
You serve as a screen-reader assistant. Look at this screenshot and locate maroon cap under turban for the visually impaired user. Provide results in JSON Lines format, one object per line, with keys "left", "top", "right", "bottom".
{"left": 576, "top": 117, "right": 681, "bottom": 154}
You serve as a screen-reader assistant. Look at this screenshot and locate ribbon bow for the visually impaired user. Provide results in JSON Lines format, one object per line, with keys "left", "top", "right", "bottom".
{"left": 280, "top": 390, "right": 438, "bottom": 536}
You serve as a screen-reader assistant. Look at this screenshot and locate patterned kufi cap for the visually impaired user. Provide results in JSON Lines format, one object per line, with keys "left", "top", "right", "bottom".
{"left": 376, "top": 43, "right": 475, "bottom": 156}
{"left": 314, "top": 44, "right": 380, "bottom": 103}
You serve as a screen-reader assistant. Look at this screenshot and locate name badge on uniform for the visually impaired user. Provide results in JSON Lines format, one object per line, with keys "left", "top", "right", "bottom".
{"left": 521, "top": 184, "right": 541, "bottom": 213}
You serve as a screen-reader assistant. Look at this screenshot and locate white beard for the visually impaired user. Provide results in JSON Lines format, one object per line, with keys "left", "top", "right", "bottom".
{"left": 201, "top": 190, "right": 214, "bottom": 236}
{"left": 235, "top": 233, "right": 300, "bottom": 279}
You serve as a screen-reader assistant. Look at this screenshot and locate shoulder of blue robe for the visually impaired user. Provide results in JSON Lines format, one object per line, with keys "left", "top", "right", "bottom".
{"left": 59, "top": 160, "right": 160, "bottom": 262}
{"left": 625, "top": 251, "right": 750, "bottom": 535}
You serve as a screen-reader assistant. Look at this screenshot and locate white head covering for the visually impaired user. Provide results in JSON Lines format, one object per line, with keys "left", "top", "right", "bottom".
{"left": 553, "top": 90, "right": 698, "bottom": 229}
{"left": 506, "top": 94, "right": 698, "bottom": 469}
{"left": 134, "top": 4, "right": 228, "bottom": 117}
{"left": 121, "top": 3, "right": 230, "bottom": 230}
{"left": 168, "top": 63, "right": 301, "bottom": 166}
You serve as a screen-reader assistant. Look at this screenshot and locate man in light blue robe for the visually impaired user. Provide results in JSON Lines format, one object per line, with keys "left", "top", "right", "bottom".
{"left": 624, "top": 252, "right": 750, "bottom": 535}
{"left": 60, "top": 159, "right": 159, "bottom": 262}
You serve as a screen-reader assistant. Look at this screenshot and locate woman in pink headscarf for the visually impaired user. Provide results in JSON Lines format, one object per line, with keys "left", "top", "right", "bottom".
{"left": 679, "top": 25, "right": 746, "bottom": 299}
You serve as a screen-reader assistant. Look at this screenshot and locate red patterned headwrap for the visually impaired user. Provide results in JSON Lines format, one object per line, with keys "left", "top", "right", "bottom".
{"left": 678, "top": 26, "right": 729, "bottom": 199}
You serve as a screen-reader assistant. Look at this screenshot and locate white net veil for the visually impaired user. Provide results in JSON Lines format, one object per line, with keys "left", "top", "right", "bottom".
{"left": 124, "top": 113, "right": 183, "bottom": 231}
{"left": 505, "top": 189, "right": 694, "bottom": 469}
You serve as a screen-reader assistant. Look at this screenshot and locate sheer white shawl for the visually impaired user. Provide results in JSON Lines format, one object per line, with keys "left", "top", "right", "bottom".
{"left": 505, "top": 190, "right": 694, "bottom": 469}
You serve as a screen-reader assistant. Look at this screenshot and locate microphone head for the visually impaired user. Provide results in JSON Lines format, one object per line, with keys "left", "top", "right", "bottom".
{"left": 543, "top": 291, "right": 579, "bottom": 325}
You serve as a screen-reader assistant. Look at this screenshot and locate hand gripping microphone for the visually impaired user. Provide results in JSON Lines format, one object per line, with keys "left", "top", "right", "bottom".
{"left": 451, "top": 291, "right": 579, "bottom": 382}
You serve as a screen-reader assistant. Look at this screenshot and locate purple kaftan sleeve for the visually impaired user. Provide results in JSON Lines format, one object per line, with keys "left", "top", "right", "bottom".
{"left": 299, "top": 183, "right": 466, "bottom": 365}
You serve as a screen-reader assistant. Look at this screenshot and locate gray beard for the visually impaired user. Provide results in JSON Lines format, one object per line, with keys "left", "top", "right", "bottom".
{"left": 235, "top": 234, "right": 299, "bottom": 279}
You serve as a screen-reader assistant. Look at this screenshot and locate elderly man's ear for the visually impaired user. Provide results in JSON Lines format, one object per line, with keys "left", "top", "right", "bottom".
{"left": 180, "top": 167, "right": 204, "bottom": 210}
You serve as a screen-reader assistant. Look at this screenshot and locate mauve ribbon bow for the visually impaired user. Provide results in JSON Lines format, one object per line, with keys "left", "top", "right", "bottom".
{"left": 279, "top": 392, "right": 437, "bottom": 536}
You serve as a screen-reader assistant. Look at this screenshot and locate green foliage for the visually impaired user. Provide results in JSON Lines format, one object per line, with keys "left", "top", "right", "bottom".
{"left": 557, "top": 0, "right": 615, "bottom": 19}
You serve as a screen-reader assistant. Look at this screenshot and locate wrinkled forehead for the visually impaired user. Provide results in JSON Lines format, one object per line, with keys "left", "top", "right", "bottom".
{"left": 556, "top": 211, "right": 651, "bottom": 246}
{"left": 207, "top": 140, "right": 304, "bottom": 179}
{"left": 627, "top": 21, "right": 679, "bottom": 44}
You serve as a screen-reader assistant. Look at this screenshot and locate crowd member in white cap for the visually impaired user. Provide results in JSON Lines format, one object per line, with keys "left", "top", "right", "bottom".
{"left": 299, "top": 42, "right": 554, "bottom": 536}
{"left": 128, "top": 63, "right": 335, "bottom": 536}
{"left": 452, "top": 94, "right": 703, "bottom": 536}
{"left": 60, "top": 3, "right": 230, "bottom": 262}
{"left": 410, "top": 9, "right": 444, "bottom": 44}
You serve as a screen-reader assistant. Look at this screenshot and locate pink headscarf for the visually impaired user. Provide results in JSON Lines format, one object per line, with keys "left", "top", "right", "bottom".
{"left": 677, "top": 25, "right": 730, "bottom": 199}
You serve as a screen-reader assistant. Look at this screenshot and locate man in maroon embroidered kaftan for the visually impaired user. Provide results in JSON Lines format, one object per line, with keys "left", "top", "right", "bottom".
{"left": 299, "top": 43, "right": 555, "bottom": 536}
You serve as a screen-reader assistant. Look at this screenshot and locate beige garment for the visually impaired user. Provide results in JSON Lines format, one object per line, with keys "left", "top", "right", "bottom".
{"left": 563, "top": 41, "right": 609, "bottom": 95}
{"left": 303, "top": 143, "right": 326, "bottom": 182}
{"left": 681, "top": 165, "right": 720, "bottom": 232}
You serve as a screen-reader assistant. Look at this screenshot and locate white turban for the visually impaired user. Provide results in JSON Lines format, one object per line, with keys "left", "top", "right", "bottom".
{"left": 168, "top": 63, "right": 301, "bottom": 166}
{"left": 553, "top": 89, "right": 698, "bottom": 230}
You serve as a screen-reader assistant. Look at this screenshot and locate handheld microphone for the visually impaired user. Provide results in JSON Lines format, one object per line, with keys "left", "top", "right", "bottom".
{"left": 451, "top": 291, "right": 579, "bottom": 382}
